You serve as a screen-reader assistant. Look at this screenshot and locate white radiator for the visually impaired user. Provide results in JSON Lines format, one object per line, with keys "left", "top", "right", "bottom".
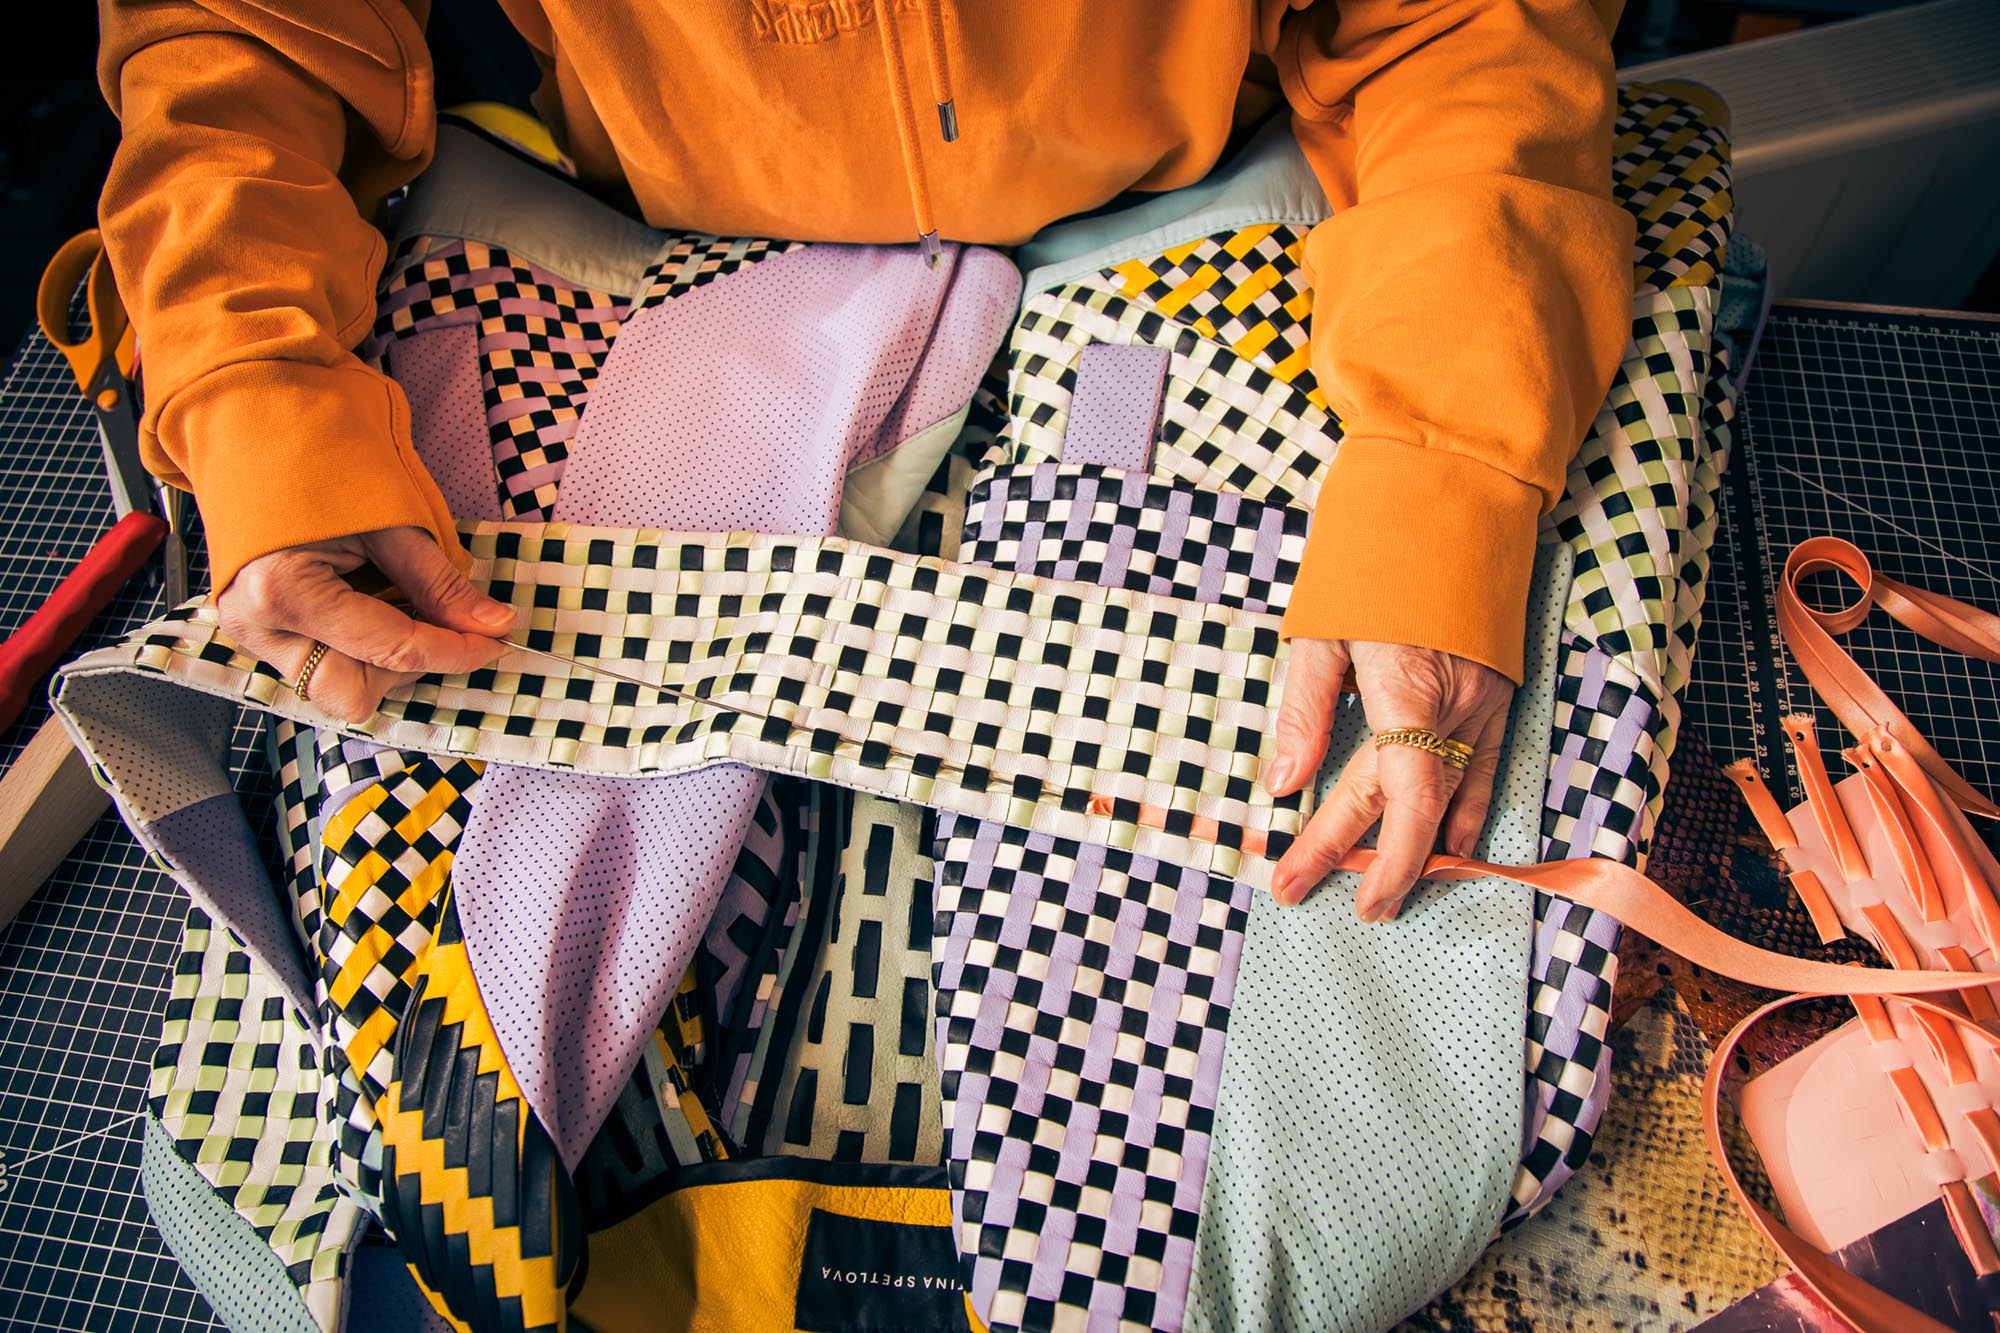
{"left": 1624, "top": 0, "right": 2000, "bottom": 307}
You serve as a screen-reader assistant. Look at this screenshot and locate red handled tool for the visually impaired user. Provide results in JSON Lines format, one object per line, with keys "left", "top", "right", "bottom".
{"left": 0, "top": 511, "right": 165, "bottom": 728}
{"left": 0, "top": 231, "right": 184, "bottom": 732}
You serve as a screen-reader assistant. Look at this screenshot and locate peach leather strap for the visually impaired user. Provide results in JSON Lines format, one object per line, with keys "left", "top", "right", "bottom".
{"left": 1846, "top": 745, "right": 1944, "bottom": 923}
{"left": 1784, "top": 715, "right": 1870, "bottom": 883}
{"left": 1330, "top": 847, "right": 1986, "bottom": 997}
{"left": 1779, "top": 537, "right": 2000, "bottom": 820}
{"left": 1703, "top": 993, "right": 1998, "bottom": 1333}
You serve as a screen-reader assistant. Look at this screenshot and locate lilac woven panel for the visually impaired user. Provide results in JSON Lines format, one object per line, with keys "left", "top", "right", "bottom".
{"left": 452, "top": 241, "right": 1019, "bottom": 1166}
{"left": 933, "top": 816, "right": 1250, "bottom": 1331}
{"left": 1059, "top": 344, "right": 1168, "bottom": 471}
{"left": 939, "top": 464, "right": 1271, "bottom": 1332}
{"left": 963, "top": 464, "right": 1305, "bottom": 614}
{"left": 1514, "top": 633, "right": 1658, "bottom": 1200}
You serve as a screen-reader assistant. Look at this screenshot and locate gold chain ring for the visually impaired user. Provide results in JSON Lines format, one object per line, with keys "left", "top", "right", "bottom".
{"left": 1372, "top": 726, "right": 1474, "bottom": 770}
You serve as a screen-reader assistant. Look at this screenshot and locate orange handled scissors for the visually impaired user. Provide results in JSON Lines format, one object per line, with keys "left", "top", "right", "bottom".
{"left": 35, "top": 229, "right": 187, "bottom": 606}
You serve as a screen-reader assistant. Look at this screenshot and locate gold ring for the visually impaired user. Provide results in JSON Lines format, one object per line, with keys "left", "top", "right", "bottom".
{"left": 293, "top": 640, "right": 329, "bottom": 702}
{"left": 1373, "top": 726, "right": 1475, "bottom": 770}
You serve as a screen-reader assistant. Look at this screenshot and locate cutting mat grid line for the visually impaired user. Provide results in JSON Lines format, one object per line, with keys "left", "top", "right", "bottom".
{"left": 0, "top": 315, "right": 238, "bottom": 1332}
{"left": 1683, "top": 306, "right": 2000, "bottom": 857}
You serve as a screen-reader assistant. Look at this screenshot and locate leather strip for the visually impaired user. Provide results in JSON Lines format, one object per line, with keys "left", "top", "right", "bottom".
{"left": 1782, "top": 715, "right": 1868, "bottom": 884}
{"left": 1938, "top": 945, "right": 1999, "bottom": 1023}
{"left": 1845, "top": 745, "right": 1943, "bottom": 923}
{"left": 1329, "top": 847, "right": 1984, "bottom": 997}
{"left": 1869, "top": 731, "right": 2000, "bottom": 955}
{"left": 1943, "top": 1181, "right": 2000, "bottom": 1277}
{"left": 1722, "top": 759, "right": 1799, "bottom": 852}
{"left": 1789, "top": 869, "right": 1846, "bottom": 946}
{"left": 1778, "top": 537, "right": 2000, "bottom": 820}
{"left": 1858, "top": 902, "right": 1920, "bottom": 971}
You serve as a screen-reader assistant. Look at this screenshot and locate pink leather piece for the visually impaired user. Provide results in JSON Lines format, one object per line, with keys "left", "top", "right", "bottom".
{"left": 449, "top": 240, "right": 1019, "bottom": 1167}
{"left": 1715, "top": 995, "right": 2000, "bottom": 1333}
{"left": 1779, "top": 766, "right": 2000, "bottom": 978}
{"left": 1737, "top": 1015, "right": 2000, "bottom": 1252}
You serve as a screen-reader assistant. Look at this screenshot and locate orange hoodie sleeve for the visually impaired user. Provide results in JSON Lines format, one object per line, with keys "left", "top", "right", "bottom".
{"left": 1263, "top": 0, "right": 1636, "bottom": 682}
{"left": 95, "top": 0, "right": 460, "bottom": 593}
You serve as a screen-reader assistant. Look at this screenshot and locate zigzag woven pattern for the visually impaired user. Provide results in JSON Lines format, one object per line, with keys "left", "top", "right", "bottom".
{"left": 315, "top": 757, "right": 483, "bottom": 1205}
{"left": 378, "top": 892, "right": 582, "bottom": 1333}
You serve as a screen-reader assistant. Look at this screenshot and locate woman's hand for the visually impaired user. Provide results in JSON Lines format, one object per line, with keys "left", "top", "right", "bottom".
{"left": 216, "top": 526, "right": 515, "bottom": 725}
{"left": 1261, "top": 639, "right": 1514, "bottom": 921}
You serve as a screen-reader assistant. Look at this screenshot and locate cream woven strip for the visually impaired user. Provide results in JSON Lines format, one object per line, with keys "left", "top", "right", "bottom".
{"left": 82, "top": 522, "right": 1309, "bottom": 889}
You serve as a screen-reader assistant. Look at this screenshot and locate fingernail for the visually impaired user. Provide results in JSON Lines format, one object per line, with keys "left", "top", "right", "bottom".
{"left": 1449, "top": 830, "right": 1475, "bottom": 857}
{"left": 1262, "top": 757, "right": 1294, "bottom": 794}
{"left": 475, "top": 599, "right": 516, "bottom": 630}
{"left": 1271, "top": 870, "right": 1295, "bottom": 906}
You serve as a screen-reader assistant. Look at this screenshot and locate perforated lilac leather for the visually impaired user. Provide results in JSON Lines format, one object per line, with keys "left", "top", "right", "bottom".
{"left": 1060, "top": 343, "right": 1169, "bottom": 471}
{"left": 387, "top": 326, "right": 502, "bottom": 523}
{"left": 451, "top": 240, "right": 1018, "bottom": 1165}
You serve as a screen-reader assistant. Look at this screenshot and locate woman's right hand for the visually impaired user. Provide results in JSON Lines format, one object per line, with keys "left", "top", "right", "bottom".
{"left": 216, "top": 526, "right": 515, "bottom": 724}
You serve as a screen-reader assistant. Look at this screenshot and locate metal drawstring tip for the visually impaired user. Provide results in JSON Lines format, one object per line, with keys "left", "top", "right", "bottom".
{"left": 936, "top": 99, "right": 959, "bottom": 143}
{"left": 920, "top": 230, "right": 943, "bottom": 268}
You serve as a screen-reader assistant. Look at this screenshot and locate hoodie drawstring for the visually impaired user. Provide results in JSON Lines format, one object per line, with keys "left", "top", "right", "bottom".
{"left": 874, "top": 0, "right": 957, "bottom": 266}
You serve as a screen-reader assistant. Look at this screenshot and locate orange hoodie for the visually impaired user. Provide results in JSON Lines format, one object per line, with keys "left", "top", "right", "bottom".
{"left": 95, "top": 0, "right": 1634, "bottom": 682}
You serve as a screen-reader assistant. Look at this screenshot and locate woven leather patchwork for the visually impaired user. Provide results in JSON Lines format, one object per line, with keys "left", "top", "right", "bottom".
{"left": 369, "top": 238, "right": 625, "bottom": 520}
{"left": 365, "top": 233, "right": 802, "bottom": 520}
{"left": 102, "top": 529, "right": 1310, "bottom": 889}
{"left": 1007, "top": 282, "right": 1337, "bottom": 508}
{"left": 1614, "top": 86, "right": 1734, "bottom": 294}
{"left": 83, "top": 78, "right": 1737, "bottom": 1330}
{"left": 149, "top": 910, "right": 363, "bottom": 1330}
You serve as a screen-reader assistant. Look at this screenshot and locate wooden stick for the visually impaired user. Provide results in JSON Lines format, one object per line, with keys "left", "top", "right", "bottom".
{"left": 0, "top": 716, "right": 109, "bottom": 926}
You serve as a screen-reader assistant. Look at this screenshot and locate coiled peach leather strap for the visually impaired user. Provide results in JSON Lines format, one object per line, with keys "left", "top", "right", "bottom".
{"left": 1780, "top": 536, "right": 2000, "bottom": 821}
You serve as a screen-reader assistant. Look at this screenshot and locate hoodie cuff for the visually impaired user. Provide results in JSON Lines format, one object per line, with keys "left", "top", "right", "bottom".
{"left": 154, "top": 358, "right": 464, "bottom": 594}
{"left": 1281, "top": 437, "right": 1543, "bottom": 684}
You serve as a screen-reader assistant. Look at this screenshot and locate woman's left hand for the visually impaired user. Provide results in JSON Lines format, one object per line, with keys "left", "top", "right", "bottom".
{"left": 1260, "top": 638, "right": 1514, "bottom": 921}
